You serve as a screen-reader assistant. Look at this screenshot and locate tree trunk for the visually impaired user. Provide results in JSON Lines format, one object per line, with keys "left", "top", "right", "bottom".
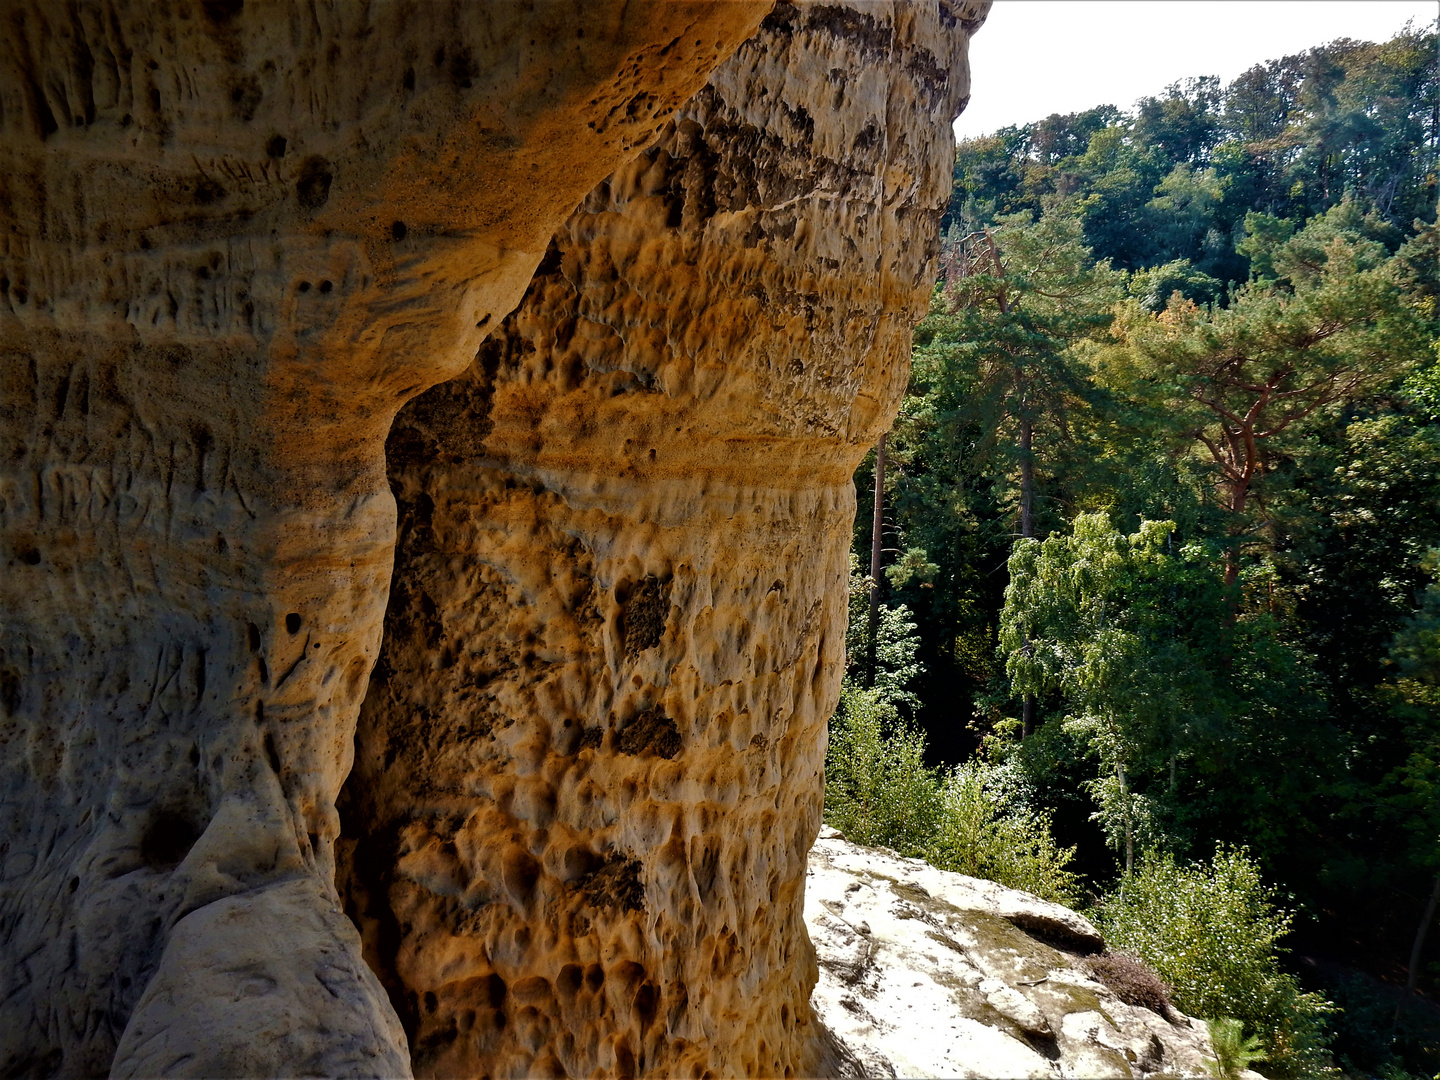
{"left": 1118, "top": 761, "right": 1134, "bottom": 876}
{"left": 866, "top": 433, "right": 887, "bottom": 687}
{"left": 1223, "top": 477, "right": 1250, "bottom": 591}
{"left": 1019, "top": 416, "right": 1034, "bottom": 540}
{"left": 1395, "top": 869, "right": 1440, "bottom": 1033}
{"left": 1406, "top": 870, "right": 1440, "bottom": 996}
{"left": 1019, "top": 416, "right": 1036, "bottom": 736}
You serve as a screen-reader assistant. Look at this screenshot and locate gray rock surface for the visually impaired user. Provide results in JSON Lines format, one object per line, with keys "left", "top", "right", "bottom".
{"left": 807, "top": 829, "right": 1227, "bottom": 1079}
{"left": 112, "top": 878, "right": 408, "bottom": 1080}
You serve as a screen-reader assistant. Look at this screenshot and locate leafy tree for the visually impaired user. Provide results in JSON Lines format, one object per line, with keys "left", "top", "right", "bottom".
{"left": 827, "top": 574, "right": 1079, "bottom": 898}
{"left": 876, "top": 204, "right": 1124, "bottom": 740}
{"left": 932, "top": 759, "right": 1080, "bottom": 904}
{"left": 1380, "top": 552, "right": 1440, "bottom": 1005}
{"left": 999, "top": 511, "right": 1329, "bottom": 873}
{"left": 1000, "top": 513, "right": 1230, "bottom": 870}
{"left": 843, "top": 552, "right": 925, "bottom": 710}
{"left": 947, "top": 23, "right": 1438, "bottom": 266}
{"left": 1286, "top": 28, "right": 1440, "bottom": 225}
{"left": 834, "top": 29, "right": 1440, "bottom": 1073}
{"left": 1133, "top": 76, "right": 1224, "bottom": 167}
{"left": 1275, "top": 413, "right": 1440, "bottom": 722}
{"left": 823, "top": 690, "right": 1080, "bottom": 902}
{"left": 824, "top": 684, "right": 942, "bottom": 857}
{"left": 1404, "top": 359, "right": 1440, "bottom": 418}
{"left": 1129, "top": 258, "right": 1224, "bottom": 312}
{"left": 1146, "top": 164, "right": 1227, "bottom": 268}
{"left": 1096, "top": 202, "right": 1434, "bottom": 586}
{"left": 1093, "top": 847, "right": 1338, "bottom": 1079}
{"left": 1223, "top": 58, "right": 1300, "bottom": 146}
{"left": 936, "top": 202, "right": 1125, "bottom": 540}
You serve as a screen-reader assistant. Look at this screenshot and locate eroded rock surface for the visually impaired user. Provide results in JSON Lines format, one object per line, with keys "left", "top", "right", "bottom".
{"left": 0, "top": 3, "right": 770, "bottom": 1075}
{"left": 339, "top": 3, "right": 986, "bottom": 1077}
{"left": 806, "top": 830, "right": 1226, "bottom": 1079}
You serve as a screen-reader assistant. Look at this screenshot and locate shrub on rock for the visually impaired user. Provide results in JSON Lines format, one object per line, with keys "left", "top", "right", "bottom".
{"left": 1093, "top": 846, "right": 1338, "bottom": 1078}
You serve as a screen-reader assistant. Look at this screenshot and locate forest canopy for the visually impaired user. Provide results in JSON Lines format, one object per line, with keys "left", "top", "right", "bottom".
{"left": 832, "top": 21, "right": 1440, "bottom": 1079}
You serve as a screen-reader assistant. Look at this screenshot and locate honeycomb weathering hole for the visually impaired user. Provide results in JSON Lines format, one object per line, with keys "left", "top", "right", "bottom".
{"left": 620, "top": 575, "right": 671, "bottom": 657}
{"left": 616, "top": 710, "right": 682, "bottom": 759}
{"left": 139, "top": 809, "right": 204, "bottom": 870}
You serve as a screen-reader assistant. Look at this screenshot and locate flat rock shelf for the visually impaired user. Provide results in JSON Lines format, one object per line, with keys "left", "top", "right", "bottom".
{"left": 806, "top": 829, "right": 1262, "bottom": 1080}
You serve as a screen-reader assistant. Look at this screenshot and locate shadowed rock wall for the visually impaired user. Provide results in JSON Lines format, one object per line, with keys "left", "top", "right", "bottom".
{"left": 0, "top": 3, "right": 770, "bottom": 1075}
{"left": 341, "top": 3, "right": 985, "bottom": 1077}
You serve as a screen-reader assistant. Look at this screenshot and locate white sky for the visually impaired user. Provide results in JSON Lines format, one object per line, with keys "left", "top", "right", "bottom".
{"left": 954, "top": 1, "right": 1439, "bottom": 139}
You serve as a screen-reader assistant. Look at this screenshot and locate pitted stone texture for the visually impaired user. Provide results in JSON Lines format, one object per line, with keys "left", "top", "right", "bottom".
{"left": 339, "top": 3, "right": 988, "bottom": 1077}
{"left": 0, "top": 3, "right": 770, "bottom": 1075}
{"left": 806, "top": 830, "right": 1227, "bottom": 1080}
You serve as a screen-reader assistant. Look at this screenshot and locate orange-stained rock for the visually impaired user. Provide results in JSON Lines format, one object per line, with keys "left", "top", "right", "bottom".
{"left": 0, "top": 3, "right": 769, "bottom": 1075}
{"left": 340, "top": 3, "right": 987, "bottom": 1076}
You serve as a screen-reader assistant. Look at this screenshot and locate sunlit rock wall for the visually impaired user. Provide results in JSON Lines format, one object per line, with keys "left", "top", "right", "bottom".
{"left": 340, "top": 3, "right": 987, "bottom": 1076}
{"left": 0, "top": 3, "right": 769, "bottom": 1076}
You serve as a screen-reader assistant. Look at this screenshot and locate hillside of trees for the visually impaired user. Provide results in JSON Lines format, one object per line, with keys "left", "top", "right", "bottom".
{"left": 834, "top": 23, "right": 1440, "bottom": 1078}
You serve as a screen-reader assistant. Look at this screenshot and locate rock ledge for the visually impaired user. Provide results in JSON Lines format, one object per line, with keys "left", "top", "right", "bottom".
{"left": 806, "top": 829, "right": 1227, "bottom": 1079}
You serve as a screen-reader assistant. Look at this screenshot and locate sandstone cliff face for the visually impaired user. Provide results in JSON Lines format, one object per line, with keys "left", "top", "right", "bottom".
{"left": 0, "top": 4, "right": 771, "bottom": 1076}
{"left": 0, "top": 1, "right": 989, "bottom": 1076}
{"left": 340, "top": 3, "right": 984, "bottom": 1077}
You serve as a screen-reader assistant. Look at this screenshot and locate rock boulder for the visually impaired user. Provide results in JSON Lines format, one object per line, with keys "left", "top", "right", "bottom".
{"left": 807, "top": 829, "right": 1229, "bottom": 1079}
{"left": 0, "top": 3, "right": 770, "bottom": 1075}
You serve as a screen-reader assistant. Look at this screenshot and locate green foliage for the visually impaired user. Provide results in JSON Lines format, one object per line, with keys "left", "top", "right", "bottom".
{"left": 824, "top": 684, "right": 942, "bottom": 858}
{"left": 1129, "top": 257, "right": 1223, "bottom": 312}
{"left": 1237, "top": 213, "right": 1296, "bottom": 281}
{"left": 840, "top": 26, "right": 1440, "bottom": 1078}
{"left": 843, "top": 552, "right": 926, "bottom": 710}
{"left": 1096, "top": 202, "right": 1434, "bottom": 564}
{"left": 823, "top": 689, "right": 1081, "bottom": 904}
{"left": 1391, "top": 551, "right": 1440, "bottom": 690}
{"left": 829, "top": 582, "right": 939, "bottom": 855}
{"left": 885, "top": 545, "right": 939, "bottom": 590}
{"left": 1380, "top": 552, "right": 1440, "bottom": 884}
{"left": 931, "top": 760, "right": 1081, "bottom": 904}
{"left": 998, "top": 511, "right": 1327, "bottom": 869}
{"left": 1094, "top": 848, "right": 1338, "bottom": 1078}
{"left": 1403, "top": 358, "right": 1440, "bottom": 420}
{"left": 1206, "top": 1017, "right": 1267, "bottom": 1079}
{"left": 862, "top": 202, "right": 1126, "bottom": 744}
{"left": 947, "top": 23, "right": 1439, "bottom": 265}
{"left": 828, "top": 582, "right": 1079, "bottom": 898}
{"left": 1316, "top": 969, "right": 1440, "bottom": 1078}
{"left": 1146, "top": 164, "right": 1227, "bottom": 269}
{"left": 926, "top": 201, "right": 1124, "bottom": 506}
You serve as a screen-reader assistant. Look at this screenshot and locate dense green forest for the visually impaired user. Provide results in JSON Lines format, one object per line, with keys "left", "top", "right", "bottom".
{"left": 828, "top": 23, "right": 1440, "bottom": 1078}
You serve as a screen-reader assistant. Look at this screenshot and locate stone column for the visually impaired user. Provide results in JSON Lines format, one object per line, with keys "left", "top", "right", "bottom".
{"left": 341, "top": 3, "right": 985, "bottom": 1076}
